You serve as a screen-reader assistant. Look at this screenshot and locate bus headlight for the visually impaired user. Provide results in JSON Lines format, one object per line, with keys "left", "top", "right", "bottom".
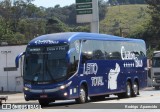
{"left": 24, "top": 87, "right": 30, "bottom": 91}
{"left": 153, "top": 78, "right": 155, "bottom": 82}
{"left": 60, "top": 85, "right": 66, "bottom": 90}
{"left": 64, "top": 92, "right": 68, "bottom": 96}
{"left": 60, "top": 81, "right": 72, "bottom": 90}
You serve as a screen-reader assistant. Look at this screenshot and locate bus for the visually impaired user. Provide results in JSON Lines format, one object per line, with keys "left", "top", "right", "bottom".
{"left": 151, "top": 51, "right": 160, "bottom": 90}
{"left": 15, "top": 32, "right": 147, "bottom": 106}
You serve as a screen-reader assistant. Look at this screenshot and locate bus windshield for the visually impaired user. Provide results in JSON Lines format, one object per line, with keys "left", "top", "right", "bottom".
{"left": 152, "top": 57, "right": 160, "bottom": 67}
{"left": 24, "top": 45, "right": 69, "bottom": 83}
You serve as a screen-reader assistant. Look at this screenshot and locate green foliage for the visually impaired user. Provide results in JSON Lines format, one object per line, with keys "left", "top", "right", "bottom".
{"left": 70, "top": 25, "right": 90, "bottom": 32}
{"left": 46, "top": 17, "right": 69, "bottom": 33}
{"left": 147, "top": 46, "right": 157, "bottom": 59}
{"left": 108, "top": 0, "right": 145, "bottom": 5}
{"left": 100, "top": 5, "right": 150, "bottom": 37}
{"left": 0, "top": 0, "right": 100, "bottom": 45}
{"left": 145, "top": 0, "right": 160, "bottom": 38}
{"left": 18, "top": 18, "right": 46, "bottom": 40}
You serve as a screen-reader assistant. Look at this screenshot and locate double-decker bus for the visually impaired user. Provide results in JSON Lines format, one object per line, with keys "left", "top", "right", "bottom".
{"left": 16, "top": 32, "right": 147, "bottom": 106}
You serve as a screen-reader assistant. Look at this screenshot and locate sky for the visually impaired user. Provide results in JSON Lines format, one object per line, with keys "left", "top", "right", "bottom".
{"left": 32, "top": 0, "right": 75, "bottom": 8}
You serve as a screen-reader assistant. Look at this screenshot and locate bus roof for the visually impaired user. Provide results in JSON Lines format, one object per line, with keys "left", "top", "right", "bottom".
{"left": 28, "top": 32, "right": 145, "bottom": 46}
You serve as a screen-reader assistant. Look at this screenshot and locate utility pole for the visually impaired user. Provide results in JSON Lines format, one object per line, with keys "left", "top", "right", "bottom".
{"left": 90, "top": 0, "right": 99, "bottom": 33}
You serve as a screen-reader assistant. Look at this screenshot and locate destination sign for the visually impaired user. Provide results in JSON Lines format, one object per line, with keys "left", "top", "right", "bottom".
{"left": 47, "top": 46, "right": 66, "bottom": 51}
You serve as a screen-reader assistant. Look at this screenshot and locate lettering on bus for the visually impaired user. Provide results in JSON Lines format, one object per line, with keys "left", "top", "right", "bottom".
{"left": 35, "top": 40, "right": 59, "bottom": 45}
{"left": 91, "top": 77, "right": 104, "bottom": 86}
{"left": 47, "top": 46, "right": 66, "bottom": 51}
{"left": 121, "top": 46, "right": 143, "bottom": 67}
{"left": 83, "top": 63, "right": 98, "bottom": 75}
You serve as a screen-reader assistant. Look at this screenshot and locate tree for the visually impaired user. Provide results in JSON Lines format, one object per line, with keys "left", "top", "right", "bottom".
{"left": 99, "top": 0, "right": 108, "bottom": 20}
{"left": 108, "top": 0, "right": 145, "bottom": 5}
{"left": 46, "top": 17, "right": 69, "bottom": 34}
{"left": 145, "top": 0, "right": 160, "bottom": 38}
{"left": 18, "top": 18, "right": 46, "bottom": 40}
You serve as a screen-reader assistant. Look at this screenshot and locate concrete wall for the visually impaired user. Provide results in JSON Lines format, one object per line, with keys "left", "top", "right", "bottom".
{"left": 0, "top": 45, "right": 26, "bottom": 92}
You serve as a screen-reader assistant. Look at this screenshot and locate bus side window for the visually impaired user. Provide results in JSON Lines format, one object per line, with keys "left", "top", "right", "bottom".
{"left": 82, "top": 52, "right": 93, "bottom": 63}
{"left": 108, "top": 52, "right": 121, "bottom": 60}
{"left": 93, "top": 50, "right": 105, "bottom": 60}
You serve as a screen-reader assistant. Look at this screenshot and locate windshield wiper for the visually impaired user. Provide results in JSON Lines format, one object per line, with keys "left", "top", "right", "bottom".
{"left": 46, "top": 62, "right": 57, "bottom": 82}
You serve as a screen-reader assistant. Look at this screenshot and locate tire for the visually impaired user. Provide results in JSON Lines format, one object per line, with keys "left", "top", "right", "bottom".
{"left": 75, "top": 85, "right": 87, "bottom": 104}
{"left": 132, "top": 81, "right": 139, "bottom": 97}
{"left": 118, "top": 81, "right": 131, "bottom": 98}
{"left": 125, "top": 81, "right": 132, "bottom": 98}
{"left": 38, "top": 100, "right": 50, "bottom": 107}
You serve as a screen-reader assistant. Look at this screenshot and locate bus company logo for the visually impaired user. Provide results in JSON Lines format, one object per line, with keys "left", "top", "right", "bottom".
{"left": 2, "top": 104, "right": 41, "bottom": 109}
{"left": 35, "top": 40, "right": 59, "bottom": 45}
{"left": 2, "top": 104, "right": 11, "bottom": 109}
{"left": 121, "top": 46, "right": 143, "bottom": 67}
{"left": 83, "top": 63, "right": 98, "bottom": 75}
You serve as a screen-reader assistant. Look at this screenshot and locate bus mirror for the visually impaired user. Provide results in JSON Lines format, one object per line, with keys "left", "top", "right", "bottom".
{"left": 15, "top": 52, "right": 25, "bottom": 68}
{"left": 66, "top": 48, "right": 75, "bottom": 63}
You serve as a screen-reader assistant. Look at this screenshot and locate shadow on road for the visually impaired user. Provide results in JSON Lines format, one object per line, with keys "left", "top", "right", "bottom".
{"left": 142, "top": 87, "right": 160, "bottom": 91}
{"left": 42, "top": 97, "right": 122, "bottom": 109}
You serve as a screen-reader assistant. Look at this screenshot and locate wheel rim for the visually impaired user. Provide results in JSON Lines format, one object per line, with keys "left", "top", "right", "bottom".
{"left": 80, "top": 88, "right": 86, "bottom": 102}
{"left": 127, "top": 83, "right": 131, "bottom": 96}
{"left": 133, "top": 82, "right": 138, "bottom": 95}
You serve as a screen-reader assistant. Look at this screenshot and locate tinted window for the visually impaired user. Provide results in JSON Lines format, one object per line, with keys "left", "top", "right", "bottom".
{"left": 81, "top": 40, "right": 105, "bottom": 61}
{"left": 103, "top": 41, "right": 121, "bottom": 60}
{"left": 81, "top": 39, "right": 146, "bottom": 61}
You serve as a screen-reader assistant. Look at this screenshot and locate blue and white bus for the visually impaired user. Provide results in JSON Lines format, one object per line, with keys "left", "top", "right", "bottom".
{"left": 16, "top": 32, "right": 147, "bottom": 106}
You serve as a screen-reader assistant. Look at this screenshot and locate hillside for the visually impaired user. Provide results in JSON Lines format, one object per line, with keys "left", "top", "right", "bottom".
{"left": 100, "top": 5, "right": 150, "bottom": 37}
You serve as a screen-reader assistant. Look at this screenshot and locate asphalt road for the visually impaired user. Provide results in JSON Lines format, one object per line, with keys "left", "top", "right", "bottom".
{"left": 42, "top": 87, "right": 160, "bottom": 109}
{"left": 1, "top": 87, "right": 160, "bottom": 111}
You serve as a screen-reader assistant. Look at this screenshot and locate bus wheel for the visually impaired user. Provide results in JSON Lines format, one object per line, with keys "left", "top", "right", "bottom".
{"left": 38, "top": 100, "right": 50, "bottom": 107}
{"left": 76, "top": 85, "right": 87, "bottom": 104}
{"left": 126, "top": 81, "right": 132, "bottom": 98}
{"left": 132, "top": 81, "right": 139, "bottom": 97}
{"left": 118, "top": 82, "right": 131, "bottom": 98}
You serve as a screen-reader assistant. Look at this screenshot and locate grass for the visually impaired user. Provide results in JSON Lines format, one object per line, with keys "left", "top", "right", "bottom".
{"left": 100, "top": 4, "right": 150, "bottom": 37}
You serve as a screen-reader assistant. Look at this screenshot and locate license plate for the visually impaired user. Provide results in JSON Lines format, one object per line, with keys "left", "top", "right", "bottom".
{"left": 40, "top": 95, "right": 48, "bottom": 98}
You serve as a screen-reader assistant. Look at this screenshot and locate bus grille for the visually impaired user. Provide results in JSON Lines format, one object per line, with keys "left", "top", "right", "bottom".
{"left": 156, "top": 79, "right": 160, "bottom": 83}
{"left": 154, "top": 72, "right": 160, "bottom": 76}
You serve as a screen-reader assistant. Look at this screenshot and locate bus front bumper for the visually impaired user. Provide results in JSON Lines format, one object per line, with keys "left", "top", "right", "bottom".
{"left": 152, "top": 77, "right": 160, "bottom": 86}
{"left": 24, "top": 87, "right": 70, "bottom": 101}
